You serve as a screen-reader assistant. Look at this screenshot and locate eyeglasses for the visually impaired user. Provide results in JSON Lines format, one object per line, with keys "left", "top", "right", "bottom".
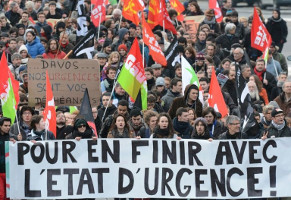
{"left": 230, "top": 123, "right": 240, "bottom": 126}
{"left": 78, "top": 125, "right": 86, "bottom": 128}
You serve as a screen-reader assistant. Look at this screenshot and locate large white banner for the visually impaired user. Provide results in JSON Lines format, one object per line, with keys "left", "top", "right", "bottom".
{"left": 7, "top": 138, "right": 291, "bottom": 199}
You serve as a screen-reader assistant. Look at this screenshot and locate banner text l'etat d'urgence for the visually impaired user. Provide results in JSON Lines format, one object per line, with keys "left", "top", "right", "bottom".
{"left": 8, "top": 139, "right": 287, "bottom": 199}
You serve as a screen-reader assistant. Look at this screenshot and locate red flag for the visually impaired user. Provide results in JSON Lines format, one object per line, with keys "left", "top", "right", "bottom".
{"left": 209, "top": 0, "right": 223, "bottom": 23}
{"left": 79, "top": 88, "right": 97, "bottom": 136}
{"left": 169, "top": 0, "right": 185, "bottom": 22}
{"left": 208, "top": 67, "right": 228, "bottom": 118}
{"left": 0, "top": 53, "right": 19, "bottom": 109}
{"left": 91, "top": 0, "right": 106, "bottom": 27}
{"left": 142, "top": 15, "right": 167, "bottom": 66}
{"left": 251, "top": 7, "right": 272, "bottom": 52}
{"left": 43, "top": 71, "right": 56, "bottom": 138}
{"left": 122, "top": 0, "right": 145, "bottom": 25}
{"left": 29, "top": 17, "right": 36, "bottom": 25}
{"left": 148, "top": 0, "right": 177, "bottom": 35}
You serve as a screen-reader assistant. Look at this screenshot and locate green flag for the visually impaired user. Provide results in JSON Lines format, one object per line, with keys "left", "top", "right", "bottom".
{"left": 141, "top": 81, "right": 147, "bottom": 110}
{"left": 181, "top": 56, "right": 199, "bottom": 94}
{"left": 109, "top": 0, "right": 117, "bottom": 5}
{"left": 117, "top": 39, "right": 146, "bottom": 100}
{"left": 1, "top": 78, "right": 17, "bottom": 124}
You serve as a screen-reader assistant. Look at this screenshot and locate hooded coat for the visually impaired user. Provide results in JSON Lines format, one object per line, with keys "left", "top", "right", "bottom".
{"left": 266, "top": 10, "right": 288, "bottom": 44}
{"left": 168, "top": 84, "right": 202, "bottom": 119}
{"left": 112, "top": 28, "right": 132, "bottom": 51}
{"left": 26, "top": 36, "right": 45, "bottom": 58}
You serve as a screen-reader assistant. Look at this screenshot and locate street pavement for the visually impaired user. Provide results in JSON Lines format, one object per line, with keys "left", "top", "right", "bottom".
{"left": 198, "top": 0, "right": 291, "bottom": 74}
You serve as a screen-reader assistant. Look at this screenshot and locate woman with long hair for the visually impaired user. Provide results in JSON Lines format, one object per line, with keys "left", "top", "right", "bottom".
{"left": 152, "top": 113, "right": 176, "bottom": 138}
{"left": 249, "top": 74, "right": 269, "bottom": 105}
{"left": 107, "top": 114, "right": 134, "bottom": 138}
{"left": 184, "top": 46, "right": 196, "bottom": 66}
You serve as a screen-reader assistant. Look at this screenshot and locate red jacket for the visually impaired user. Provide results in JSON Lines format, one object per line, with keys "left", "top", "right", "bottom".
{"left": 42, "top": 50, "right": 67, "bottom": 59}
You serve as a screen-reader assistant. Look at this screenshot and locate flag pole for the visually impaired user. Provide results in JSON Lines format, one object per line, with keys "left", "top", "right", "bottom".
{"left": 163, "top": 19, "right": 165, "bottom": 32}
{"left": 101, "top": 56, "right": 124, "bottom": 123}
{"left": 97, "top": 17, "right": 102, "bottom": 41}
{"left": 14, "top": 103, "right": 21, "bottom": 138}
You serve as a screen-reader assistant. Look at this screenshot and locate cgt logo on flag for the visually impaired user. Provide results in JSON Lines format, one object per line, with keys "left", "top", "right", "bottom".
{"left": 125, "top": 55, "right": 146, "bottom": 84}
{"left": 251, "top": 7, "right": 272, "bottom": 52}
{"left": 254, "top": 25, "right": 268, "bottom": 48}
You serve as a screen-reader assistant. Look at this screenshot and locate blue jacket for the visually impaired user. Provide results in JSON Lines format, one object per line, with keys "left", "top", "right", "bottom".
{"left": 26, "top": 37, "right": 45, "bottom": 58}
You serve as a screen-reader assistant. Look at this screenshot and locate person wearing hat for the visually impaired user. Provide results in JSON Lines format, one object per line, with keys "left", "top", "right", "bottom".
{"left": 266, "top": 9, "right": 288, "bottom": 53}
{"left": 10, "top": 106, "right": 35, "bottom": 141}
{"left": 155, "top": 77, "right": 167, "bottom": 96}
{"left": 18, "top": 44, "right": 30, "bottom": 65}
{"left": 102, "top": 38, "right": 112, "bottom": 55}
{"left": 128, "top": 23, "right": 137, "bottom": 43}
{"left": 193, "top": 52, "right": 206, "bottom": 72}
{"left": 0, "top": 32, "right": 10, "bottom": 45}
{"left": 151, "top": 64, "right": 163, "bottom": 78}
{"left": 66, "top": 118, "right": 97, "bottom": 140}
{"left": 53, "top": 21, "right": 66, "bottom": 40}
{"left": 269, "top": 42, "right": 288, "bottom": 73}
{"left": 168, "top": 84, "right": 203, "bottom": 119}
{"left": 117, "top": 44, "right": 128, "bottom": 58}
{"left": 199, "top": 9, "right": 220, "bottom": 34}
{"left": 96, "top": 52, "right": 108, "bottom": 71}
{"left": 261, "top": 108, "right": 291, "bottom": 139}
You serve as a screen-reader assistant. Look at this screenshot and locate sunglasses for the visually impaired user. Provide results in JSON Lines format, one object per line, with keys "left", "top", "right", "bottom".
{"left": 78, "top": 125, "right": 86, "bottom": 128}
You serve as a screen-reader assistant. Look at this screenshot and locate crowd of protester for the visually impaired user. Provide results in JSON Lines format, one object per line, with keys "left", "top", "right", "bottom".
{"left": 0, "top": 0, "right": 290, "bottom": 199}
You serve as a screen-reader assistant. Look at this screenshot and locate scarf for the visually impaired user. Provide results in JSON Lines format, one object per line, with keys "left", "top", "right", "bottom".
{"left": 40, "top": 32, "right": 47, "bottom": 40}
{"left": 60, "top": 41, "right": 69, "bottom": 48}
{"left": 171, "top": 90, "right": 180, "bottom": 97}
{"left": 153, "top": 127, "right": 171, "bottom": 138}
{"left": 271, "top": 16, "right": 282, "bottom": 23}
{"left": 271, "top": 120, "right": 285, "bottom": 131}
{"left": 203, "top": 17, "right": 216, "bottom": 25}
{"left": 111, "top": 128, "right": 130, "bottom": 138}
{"left": 254, "top": 67, "right": 266, "bottom": 81}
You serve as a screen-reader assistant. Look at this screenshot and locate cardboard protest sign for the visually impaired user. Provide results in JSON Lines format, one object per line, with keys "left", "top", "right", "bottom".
{"left": 184, "top": 15, "right": 204, "bottom": 42}
{"left": 28, "top": 59, "right": 100, "bottom": 106}
{"left": 7, "top": 138, "right": 291, "bottom": 199}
